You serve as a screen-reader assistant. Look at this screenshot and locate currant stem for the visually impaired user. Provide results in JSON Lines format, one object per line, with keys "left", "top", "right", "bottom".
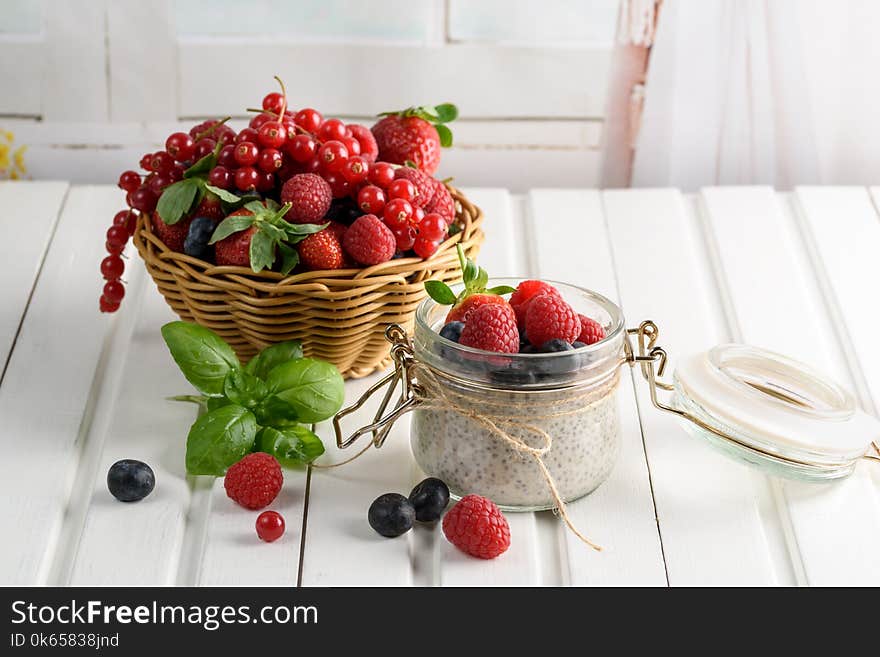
{"left": 194, "top": 116, "right": 232, "bottom": 142}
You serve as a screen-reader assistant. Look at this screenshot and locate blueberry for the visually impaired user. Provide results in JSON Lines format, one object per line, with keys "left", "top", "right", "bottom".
{"left": 539, "top": 339, "right": 574, "bottom": 352}
{"left": 107, "top": 459, "right": 155, "bottom": 502}
{"left": 326, "top": 197, "right": 361, "bottom": 224}
{"left": 519, "top": 344, "right": 538, "bottom": 354}
{"left": 572, "top": 341, "right": 587, "bottom": 349}
{"left": 368, "top": 493, "right": 415, "bottom": 538}
{"left": 408, "top": 477, "right": 450, "bottom": 522}
{"left": 489, "top": 366, "right": 537, "bottom": 386}
{"left": 184, "top": 216, "right": 216, "bottom": 260}
{"left": 439, "top": 321, "right": 464, "bottom": 343}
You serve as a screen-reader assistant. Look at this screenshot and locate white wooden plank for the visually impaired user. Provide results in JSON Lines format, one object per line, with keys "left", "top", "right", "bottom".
{"left": 0, "top": 186, "right": 124, "bottom": 584}
{"left": 700, "top": 186, "right": 880, "bottom": 586}
{"left": 526, "top": 189, "right": 667, "bottom": 586}
{"left": 602, "top": 188, "right": 786, "bottom": 586}
{"left": 0, "top": 37, "right": 43, "bottom": 115}
{"left": 0, "top": 181, "right": 68, "bottom": 378}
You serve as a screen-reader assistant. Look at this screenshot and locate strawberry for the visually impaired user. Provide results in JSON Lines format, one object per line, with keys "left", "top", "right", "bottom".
{"left": 446, "top": 293, "right": 509, "bottom": 324}
{"left": 298, "top": 227, "right": 344, "bottom": 271}
{"left": 150, "top": 212, "right": 192, "bottom": 252}
{"left": 371, "top": 104, "right": 457, "bottom": 175}
{"left": 425, "top": 244, "right": 516, "bottom": 322}
{"left": 193, "top": 191, "right": 224, "bottom": 221}
{"left": 215, "top": 223, "right": 258, "bottom": 267}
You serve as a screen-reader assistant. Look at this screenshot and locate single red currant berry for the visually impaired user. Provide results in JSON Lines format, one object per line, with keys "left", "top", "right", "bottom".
{"left": 383, "top": 198, "right": 414, "bottom": 229}
{"left": 117, "top": 170, "right": 141, "bottom": 193}
{"left": 193, "top": 138, "right": 217, "bottom": 160}
{"left": 148, "top": 174, "right": 171, "bottom": 196}
{"left": 323, "top": 172, "right": 351, "bottom": 199}
{"left": 235, "top": 166, "right": 260, "bottom": 191}
{"left": 113, "top": 210, "right": 137, "bottom": 235}
{"left": 148, "top": 151, "right": 174, "bottom": 173}
{"left": 357, "top": 185, "right": 386, "bottom": 214}
{"left": 305, "top": 157, "right": 322, "bottom": 174}
{"left": 342, "top": 155, "right": 369, "bottom": 184}
{"left": 387, "top": 179, "right": 416, "bottom": 202}
{"left": 262, "top": 91, "right": 285, "bottom": 114}
{"left": 285, "top": 134, "right": 317, "bottom": 163}
{"left": 413, "top": 206, "right": 425, "bottom": 224}
{"left": 257, "top": 121, "right": 287, "bottom": 149}
{"left": 138, "top": 153, "right": 152, "bottom": 171}
{"left": 318, "top": 118, "right": 346, "bottom": 142}
{"left": 127, "top": 187, "right": 156, "bottom": 212}
{"left": 294, "top": 108, "right": 322, "bottom": 134}
{"left": 235, "top": 127, "right": 259, "bottom": 144}
{"left": 106, "top": 225, "right": 129, "bottom": 248}
{"left": 419, "top": 212, "right": 447, "bottom": 241}
{"left": 368, "top": 162, "right": 396, "bottom": 188}
{"left": 256, "top": 170, "right": 275, "bottom": 192}
{"left": 208, "top": 166, "right": 233, "bottom": 190}
{"left": 413, "top": 237, "right": 440, "bottom": 259}
{"left": 217, "top": 144, "right": 237, "bottom": 168}
{"left": 99, "top": 295, "right": 120, "bottom": 313}
{"left": 101, "top": 255, "right": 125, "bottom": 280}
{"left": 249, "top": 112, "right": 273, "bottom": 130}
{"left": 340, "top": 135, "right": 361, "bottom": 157}
{"left": 319, "top": 140, "right": 349, "bottom": 173}
{"left": 103, "top": 280, "right": 125, "bottom": 303}
{"left": 255, "top": 511, "right": 285, "bottom": 542}
{"left": 168, "top": 163, "right": 185, "bottom": 182}
{"left": 165, "top": 132, "right": 195, "bottom": 162}
{"left": 257, "top": 148, "right": 283, "bottom": 173}
{"left": 393, "top": 226, "right": 416, "bottom": 251}
{"left": 106, "top": 241, "right": 124, "bottom": 255}
{"left": 234, "top": 141, "right": 260, "bottom": 166}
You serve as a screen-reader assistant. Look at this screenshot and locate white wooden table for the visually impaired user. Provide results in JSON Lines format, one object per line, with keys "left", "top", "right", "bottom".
{"left": 2, "top": 181, "right": 879, "bottom": 587}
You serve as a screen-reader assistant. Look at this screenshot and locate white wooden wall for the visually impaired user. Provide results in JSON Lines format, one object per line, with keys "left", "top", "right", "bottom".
{"left": 0, "top": 0, "right": 618, "bottom": 189}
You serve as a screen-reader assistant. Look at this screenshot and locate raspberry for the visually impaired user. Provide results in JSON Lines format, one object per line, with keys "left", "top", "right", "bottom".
{"left": 425, "top": 179, "right": 454, "bottom": 224}
{"left": 510, "top": 280, "right": 561, "bottom": 328}
{"left": 442, "top": 494, "right": 510, "bottom": 559}
{"left": 150, "top": 212, "right": 193, "bottom": 252}
{"left": 342, "top": 214, "right": 396, "bottom": 265}
{"left": 524, "top": 294, "right": 581, "bottom": 347}
{"left": 394, "top": 167, "right": 435, "bottom": 209}
{"left": 224, "top": 452, "right": 283, "bottom": 510}
{"left": 298, "top": 227, "right": 344, "bottom": 271}
{"left": 281, "top": 173, "right": 332, "bottom": 224}
{"left": 459, "top": 303, "right": 519, "bottom": 353}
{"left": 346, "top": 124, "right": 379, "bottom": 163}
{"left": 577, "top": 314, "right": 606, "bottom": 345}
{"left": 446, "top": 293, "right": 509, "bottom": 324}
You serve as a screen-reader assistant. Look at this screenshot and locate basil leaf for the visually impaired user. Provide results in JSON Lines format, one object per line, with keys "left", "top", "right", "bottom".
{"left": 156, "top": 178, "right": 202, "bottom": 225}
{"left": 210, "top": 213, "right": 254, "bottom": 244}
{"left": 223, "top": 369, "right": 268, "bottom": 408}
{"left": 434, "top": 103, "right": 458, "bottom": 123}
{"left": 205, "top": 184, "right": 241, "bottom": 204}
{"left": 277, "top": 242, "right": 300, "bottom": 276}
{"left": 265, "top": 358, "right": 345, "bottom": 424}
{"left": 254, "top": 394, "right": 300, "bottom": 428}
{"left": 435, "top": 123, "right": 453, "bottom": 148}
{"left": 249, "top": 229, "right": 276, "bottom": 272}
{"left": 256, "top": 425, "right": 325, "bottom": 467}
{"left": 424, "top": 280, "right": 457, "bottom": 305}
{"left": 487, "top": 285, "right": 517, "bottom": 295}
{"left": 185, "top": 405, "right": 257, "bottom": 475}
{"left": 245, "top": 341, "right": 304, "bottom": 380}
{"left": 206, "top": 396, "right": 233, "bottom": 411}
{"left": 161, "top": 321, "right": 240, "bottom": 396}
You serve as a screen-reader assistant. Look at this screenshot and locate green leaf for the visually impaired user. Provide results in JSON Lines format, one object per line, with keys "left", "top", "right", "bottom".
{"left": 487, "top": 285, "right": 517, "bottom": 295}
{"left": 223, "top": 369, "right": 268, "bottom": 408}
{"left": 282, "top": 221, "right": 328, "bottom": 236}
{"left": 417, "top": 105, "right": 440, "bottom": 120}
{"left": 184, "top": 142, "right": 221, "bottom": 178}
{"left": 473, "top": 266, "right": 489, "bottom": 291}
{"left": 447, "top": 223, "right": 462, "bottom": 236}
{"left": 265, "top": 198, "right": 281, "bottom": 211}
{"left": 249, "top": 228, "right": 276, "bottom": 272}
{"left": 205, "top": 184, "right": 241, "bottom": 204}
{"left": 168, "top": 394, "right": 207, "bottom": 405}
{"left": 424, "top": 280, "right": 457, "bottom": 305}
{"left": 209, "top": 213, "right": 254, "bottom": 244}
{"left": 156, "top": 178, "right": 202, "bottom": 225}
{"left": 206, "top": 396, "right": 233, "bottom": 411}
{"left": 435, "top": 123, "right": 453, "bottom": 148}
{"left": 254, "top": 394, "right": 301, "bottom": 428}
{"left": 161, "top": 321, "right": 240, "bottom": 396}
{"left": 256, "top": 425, "right": 325, "bottom": 467}
{"left": 259, "top": 221, "right": 287, "bottom": 243}
{"left": 245, "top": 200, "right": 268, "bottom": 214}
{"left": 185, "top": 405, "right": 257, "bottom": 475}
{"left": 434, "top": 103, "right": 458, "bottom": 123}
{"left": 266, "top": 358, "right": 345, "bottom": 424}
{"left": 463, "top": 258, "right": 478, "bottom": 286}
{"left": 245, "top": 341, "right": 304, "bottom": 380}
{"left": 276, "top": 243, "right": 300, "bottom": 276}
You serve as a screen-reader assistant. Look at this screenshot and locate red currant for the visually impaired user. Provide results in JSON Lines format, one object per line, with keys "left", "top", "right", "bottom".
{"left": 413, "top": 206, "right": 425, "bottom": 224}
{"left": 255, "top": 511, "right": 285, "bottom": 542}
{"left": 118, "top": 170, "right": 141, "bottom": 193}
{"left": 216, "top": 126, "right": 237, "bottom": 146}
{"left": 340, "top": 136, "right": 361, "bottom": 156}
{"left": 148, "top": 174, "right": 171, "bottom": 196}
{"left": 208, "top": 166, "right": 233, "bottom": 189}
{"left": 319, "top": 140, "right": 349, "bottom": 173}
{"left": 383, "top": 198, "right": 414, "bottom": 229}
{"left": 168, "top": 163, "right": 185, "bottom": 182}
{"left": 342, "top": 155, "right": 369, "bottom": 184}
{"left": 257, "top": 121, "right": 286, "bottom": 149}
{"left": 217, "top": 144, "right": 237, "bottom": 168}
{"left": 357, "top": 185, "right": 386, "bottom": 214}
{"left": 305, "top": 157, "right": 322, "bottom": 174}
{"left": 193, "top": 138, "right": 217, "bottom": 160}
{"left": 235, "top": 166, "right": 260, "bottom": 191}
{"left": 138, "top": 153, "right": 152, "bottom": 171}
{"left": 165, "top": 132, "right": 195, "bottom": 162}
{"left": 249, "top": 112, "right": 274, "bottom": 130}
{"left": 127, "top": 187, "right": 156, "bottom": 212}
{"left": 285, "top": 134, "right": 317, "bottom": 163}
{"left": 257, "top": 148, "right": 283, "bottom": 173}
{"left": 106, "top": 241, "right": 124, "bottom": 255}
{"left": 148, "top": 151, "right": 174, "bottom": 173}
{"left": 387, "top": 179, "right": 416, "bottom": 202}
{"left": 262, "top": 92, "right": 285, "bottom": 115}
{"left": 99, "top": 295, "right": 120, "bottom": 313}
{"left": 294, "top": 108, "right": 322, "bottom": 134}
{"left": 318, "top": 118, "right": 346, "bottom": 142}
{"left": 106, "top": 225, "right": 128, "bottom": 248}
{"left": 413, "top": 237, "right": 440, "bottom": 259}
{"left": 369, "top": 162, "right": 396, "bottom": 188}
{"left": 103, "top": 280, "right": 125, "bottom": 303}
{"left": 256, "top": 170, "right": 275, "bottom": 192}
{"left": 234, "top": 141, "right": 260, "bottom": 166}
{"left": 323, "top": 172, "right": 351, "bottom": 198}
{"left": 235, "top": 128, "right": 259, "bottom": 144}
{"left": 419, "top": 213, "right": 447, "bottom": 241}
{"left": 393, "top": 226, "right": 416, "bottom": 251}
{"left": 101, "top": 255, "right": 125, "bottom": 280}
{"left": 113, "top": 210, "right": 134, "bottom": 230}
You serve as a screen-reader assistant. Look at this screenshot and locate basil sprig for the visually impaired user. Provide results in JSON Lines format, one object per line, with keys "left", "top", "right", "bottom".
{"left": 162, "top": 321, "right": 344, "bottom": 475}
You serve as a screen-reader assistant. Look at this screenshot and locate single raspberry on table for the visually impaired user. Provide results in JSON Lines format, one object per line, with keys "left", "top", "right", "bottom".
{"left": 150, "top": 212, "right": 193, "bottom": 252}
{"left": 280, "top": 173, "right": 332, "bottom": 224}
{"left": 524, "top": 293, "right": 581, "bottom": 347}
{"left": 509, "top": 280, "right": 562, "bottom": 328}
{"left": 424, "top": 179, "right": 455, "bottom": 225}
{"left": 393, "top": 166, "right": 435, "bottom": 209}
{"left": 342, "top": 214, "right": 396, "bottom": 265}
{"left": 577, "top": 314, "right": 606, "bottom": 345}
{"left": 224, "top": 452, "right": 283, "bottom": 510}
{"left": 442, "top": 494, "right": 510, "bottom": 559}
{"left": 446, "top": 293, "right": 510, "bottom": 324}
{"left": 298, "top": 227, "right": 344, "bottom": 271}
{"left": 459, "top": 302, "right": 519, "bottom": 353}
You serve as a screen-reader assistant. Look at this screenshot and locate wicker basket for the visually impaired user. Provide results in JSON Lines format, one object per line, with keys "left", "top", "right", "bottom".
{"left": 132, "top": 186, "right": 484, "bottom": 378}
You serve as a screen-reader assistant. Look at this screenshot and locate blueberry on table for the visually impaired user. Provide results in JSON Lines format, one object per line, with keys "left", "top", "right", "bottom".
{"left": 107, "top": 459, "right": 155, "bottom": 502}
{"left": 408, "top": 477, "right": 450, "bottom": 522}
{"left": 368, "top": 493, "right": 415, "bottom": 537}
{"left": 439, "top": 321, "right": 465, "bottom": 343}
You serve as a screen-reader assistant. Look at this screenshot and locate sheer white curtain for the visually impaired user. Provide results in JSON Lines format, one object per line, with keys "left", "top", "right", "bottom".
{"left": 624, "top": 0, "right": 880, "bottom": 191}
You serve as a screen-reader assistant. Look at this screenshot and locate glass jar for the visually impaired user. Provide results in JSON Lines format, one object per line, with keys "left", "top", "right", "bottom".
{"left": 410, "top": 280, "right": 625, "bottom": 511}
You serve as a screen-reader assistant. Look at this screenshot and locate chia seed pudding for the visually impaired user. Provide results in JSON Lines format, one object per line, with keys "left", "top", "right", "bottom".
{"left": 410, "top": 280, "right": 625, "bottom": 511}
